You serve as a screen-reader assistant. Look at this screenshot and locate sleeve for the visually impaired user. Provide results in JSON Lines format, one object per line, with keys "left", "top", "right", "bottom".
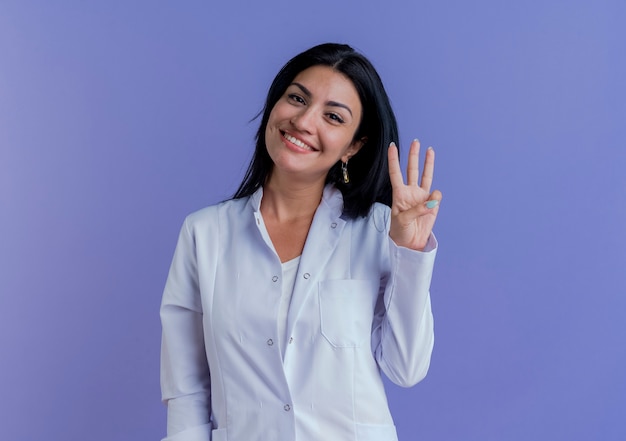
{"left": 160, "top": 218, "right": 213, "bottom": 441}
{"left": 371, "top": 232, "right": 438, "bottom": 388}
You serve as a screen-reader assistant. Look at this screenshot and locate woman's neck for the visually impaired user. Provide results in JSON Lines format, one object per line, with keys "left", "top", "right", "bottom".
{"left": 261, "top": 174, "right": 324, "bottom": 223}
{"left": 260, "top": 174, "right": 325, "bottom": 262}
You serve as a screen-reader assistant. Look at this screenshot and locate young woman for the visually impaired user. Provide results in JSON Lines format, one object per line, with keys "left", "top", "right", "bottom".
{"left": 160, "top": 43, "right": 442, "bottom": 441}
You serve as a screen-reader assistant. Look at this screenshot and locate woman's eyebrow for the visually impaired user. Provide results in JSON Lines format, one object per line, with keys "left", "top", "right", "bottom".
{"left": 291, "top": 82, "right": 353, "bottom": 117}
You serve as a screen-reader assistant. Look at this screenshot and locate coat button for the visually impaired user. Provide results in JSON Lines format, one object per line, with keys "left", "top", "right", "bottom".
{"left": 331, "top": 222, "right": 337, "bottom": 229}
{"left": 288, "top": 337, "right": 294, "bottom": 344}
{"left": 284, "top": 404, "right": 291, "bottom": 411}
{"left": 267, "top": 339, "right": 274, "bottom": 346}
{"left": 303, "top": 273, "right": 310, "bottom": 279}
{"left": 272, "top": 276, "right": 278, "bottom": 282}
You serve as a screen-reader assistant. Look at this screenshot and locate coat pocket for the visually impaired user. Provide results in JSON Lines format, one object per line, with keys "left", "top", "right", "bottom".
{"left": 211, "top": 428, "right": 228, "bottom": 441}
{"left": 318, "top": 279, "right": 379, "bottom": 348}
{"left": 355, "top": 423, "right": 398, "bottom": 440}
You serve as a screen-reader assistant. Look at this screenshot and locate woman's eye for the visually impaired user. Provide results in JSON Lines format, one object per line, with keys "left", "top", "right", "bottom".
{"left": 288, "top": 94, "right": 305, "bottom": 104}
{"left": 328, "top": 113, "right": 345, "bottom": 124}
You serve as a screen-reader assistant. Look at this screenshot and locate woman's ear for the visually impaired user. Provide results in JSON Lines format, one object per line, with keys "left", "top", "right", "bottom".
{"left": 342, "top": 137, "right": 368, "bottom": 162}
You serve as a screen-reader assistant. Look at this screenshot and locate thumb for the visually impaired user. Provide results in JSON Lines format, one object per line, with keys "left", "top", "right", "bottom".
{"left": 399, "top": 189, "right": 442, "bottom": 220}
{"left": 426, "top": 190, "right": 443, "bottom": 209}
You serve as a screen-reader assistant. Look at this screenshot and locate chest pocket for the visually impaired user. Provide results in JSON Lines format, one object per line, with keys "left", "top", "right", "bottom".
{"left": 318, "top": 279, "right": 379, "bottom": 348}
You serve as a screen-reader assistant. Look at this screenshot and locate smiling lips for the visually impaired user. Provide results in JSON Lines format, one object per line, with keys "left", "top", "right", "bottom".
{"left": 282, "top": 132, "right": 316, "bottom": 152}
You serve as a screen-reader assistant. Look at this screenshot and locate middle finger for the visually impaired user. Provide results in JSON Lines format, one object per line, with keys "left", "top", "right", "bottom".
{"left": 407, "top": 139, "right": 421, "bottom": 186}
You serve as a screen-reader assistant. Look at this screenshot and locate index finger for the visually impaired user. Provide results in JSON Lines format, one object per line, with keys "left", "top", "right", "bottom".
{"left": 387, "top": 142, "right": 405, "bottom": 189}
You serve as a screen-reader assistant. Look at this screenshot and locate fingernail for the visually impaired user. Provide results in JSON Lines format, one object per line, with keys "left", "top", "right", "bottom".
{"left": 389, "top": 141, "right": 396, "bottom": 147}
{"left": 413, "top": 138, "right": 420, "bottom": 143}
{"left": 426, "top": 200, "right": 439, "bottom": 209}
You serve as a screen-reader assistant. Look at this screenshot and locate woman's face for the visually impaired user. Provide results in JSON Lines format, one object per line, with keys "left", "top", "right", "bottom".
{"left": 265, "top": 65, "right": 364, "bottom": 184}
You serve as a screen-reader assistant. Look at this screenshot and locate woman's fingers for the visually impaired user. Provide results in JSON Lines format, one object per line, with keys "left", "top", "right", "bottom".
{"left": 389, "top": 140, "right": 436, "bottom": 193}
{"left": 396, "top": 189, "right": 443, "bottom": 222}
{"left": 420, "top": 146, "right": 435, "bottom": 193}
{"left": 429, "top": 189, "right": 443, "bottom": 205}
{"left": 387, "top": 142, "right": 405, "bottom": 189}
{"left": 407, "top": 139, "right": 421, "bottom": 186}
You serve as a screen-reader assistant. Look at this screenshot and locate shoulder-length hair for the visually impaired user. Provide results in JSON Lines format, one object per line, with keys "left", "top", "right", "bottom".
{"left": 233, "top": 43, "right": 399, "bottom": 218}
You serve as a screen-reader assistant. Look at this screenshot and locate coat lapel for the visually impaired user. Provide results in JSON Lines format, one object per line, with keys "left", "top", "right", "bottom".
{"left": 286, "top": 186, "right": 346, "bottom": 340}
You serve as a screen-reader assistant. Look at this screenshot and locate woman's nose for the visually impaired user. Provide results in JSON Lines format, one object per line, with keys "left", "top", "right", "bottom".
{"left": 290, "top": 108, "right": 315, "bottom": 133}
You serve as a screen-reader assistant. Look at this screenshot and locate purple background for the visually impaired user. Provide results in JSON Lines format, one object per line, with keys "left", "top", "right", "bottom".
{"left": 1, "top": 1, "right": 624, "bottom": 440}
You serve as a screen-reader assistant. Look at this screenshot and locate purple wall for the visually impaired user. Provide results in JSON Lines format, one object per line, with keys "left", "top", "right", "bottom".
{"left": 1, "top": 1, "right": 624, "bottom": 439}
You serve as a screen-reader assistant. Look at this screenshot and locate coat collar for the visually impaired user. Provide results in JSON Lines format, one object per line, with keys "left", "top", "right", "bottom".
{"left": 248, "top": 184, "right": 344, "bottom": 220}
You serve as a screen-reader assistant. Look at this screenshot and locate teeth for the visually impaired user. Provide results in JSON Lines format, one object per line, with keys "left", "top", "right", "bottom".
{"left": 284, "top": 133, "right": 313, "bottom": 150}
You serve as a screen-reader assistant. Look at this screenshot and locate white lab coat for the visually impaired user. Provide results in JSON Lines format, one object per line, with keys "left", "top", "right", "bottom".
{"left": 160, "top": 185, "right": 437, "bottom": 441}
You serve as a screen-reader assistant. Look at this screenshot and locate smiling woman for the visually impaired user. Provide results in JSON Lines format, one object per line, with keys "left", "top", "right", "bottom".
{"left": 160, "top": 43, "right": 442, "bottom": 441}
{"left": 264, "top": 65, "right": 365, "bottom": 201}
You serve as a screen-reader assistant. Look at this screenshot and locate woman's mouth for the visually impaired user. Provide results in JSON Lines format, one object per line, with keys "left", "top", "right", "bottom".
{"left": 282, "top": 132, "right": 316, "bottom": 151}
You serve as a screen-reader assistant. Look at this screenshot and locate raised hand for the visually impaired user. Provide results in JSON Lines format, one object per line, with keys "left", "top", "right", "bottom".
{"left": 387, "top": 139, "right": 442, "bottom": 251}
